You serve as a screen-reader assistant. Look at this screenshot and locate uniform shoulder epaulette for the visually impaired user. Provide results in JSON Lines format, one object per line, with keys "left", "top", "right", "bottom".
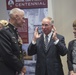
{"left": 4, "top": 25, "right": 9, "bottom": 30}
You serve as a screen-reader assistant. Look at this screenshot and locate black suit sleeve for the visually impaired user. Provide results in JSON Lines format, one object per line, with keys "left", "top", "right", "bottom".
{"left": 28, "top": 42, "right": 37, "bottom": 56}
{"left": 55, "top": 35, "right": 68, "bottom": 56}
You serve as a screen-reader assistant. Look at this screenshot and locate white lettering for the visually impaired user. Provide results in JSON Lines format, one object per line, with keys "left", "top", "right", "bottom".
{"left": 15, "top": 0, "right": 24, "bottom": 2}
{"left": 15, "top": 2, "right": 46, "bottom": 7}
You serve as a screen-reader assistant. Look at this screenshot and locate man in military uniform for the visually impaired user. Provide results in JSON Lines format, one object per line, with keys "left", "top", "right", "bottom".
{"left": 0, "top": 8, "right": 26, "bottom": 75}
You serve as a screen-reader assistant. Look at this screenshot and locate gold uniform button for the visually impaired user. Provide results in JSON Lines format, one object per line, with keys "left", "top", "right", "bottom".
{"left": 15, "top": 42, "right": 16, "bottom": 43}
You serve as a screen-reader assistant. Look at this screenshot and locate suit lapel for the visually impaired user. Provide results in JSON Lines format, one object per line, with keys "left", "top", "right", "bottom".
{"left": 39, "top": 34, "right": 46, "bottom": 53}
{"left": 48, "top": 39, "right": 54, "bottom": 49}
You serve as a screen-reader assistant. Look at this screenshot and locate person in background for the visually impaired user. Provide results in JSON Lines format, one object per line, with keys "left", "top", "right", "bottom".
{"left": 67, "top": 20, "right": 76, "bottom": 75}
{"left": 0, "top": 8, "right": 26, "bottom": 75}
{"left": 0, "top": 20, "right": 8, "bottom": 29}
{"left": 28, "top": 17, "right": 68, "bottom": 75}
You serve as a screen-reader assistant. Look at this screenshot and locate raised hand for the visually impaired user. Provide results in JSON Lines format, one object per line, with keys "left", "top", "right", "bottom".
{"left": 52, "top": 25, "right": 58, "bottom": 41}
{"left": 33, "top": 27, "right": 41, "bottom": 42}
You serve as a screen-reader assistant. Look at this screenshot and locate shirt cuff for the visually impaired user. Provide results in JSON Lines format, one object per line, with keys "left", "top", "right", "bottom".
{"left": 32, "top": 40, "right": 36, "bottom": 44}
{"left": 54, "top": 39, "right": 59, "bottom": 45}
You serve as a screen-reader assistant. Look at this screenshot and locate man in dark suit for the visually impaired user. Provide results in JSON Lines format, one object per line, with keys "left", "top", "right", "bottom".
{"left": 28, "top": 17, "right": 68, "bottom": 75}
{"left": 0, "top": 8, "right": 26, "bottom": 75}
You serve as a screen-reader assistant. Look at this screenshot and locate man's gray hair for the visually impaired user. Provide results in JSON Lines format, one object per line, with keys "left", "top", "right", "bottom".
{"left": 43, "top": 17, "right": 54, "bottom": 25}
{"left": 9, "top": 8, "right": 24, "bottom": 18}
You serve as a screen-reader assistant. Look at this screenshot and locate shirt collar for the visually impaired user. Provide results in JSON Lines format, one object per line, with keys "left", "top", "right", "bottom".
{"left": 44, "top": 31, "right": 53, "bottom": 42}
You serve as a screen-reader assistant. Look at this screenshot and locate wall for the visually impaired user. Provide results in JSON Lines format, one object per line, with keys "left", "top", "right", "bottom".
{"left": 0, "top": 0, "right": 9, "bottom": 20}
{"left": 52, "top": 0, "right": 76, "bottom": 75}
{"left": 0, "top": 0, "right": 76, "bottom": 75}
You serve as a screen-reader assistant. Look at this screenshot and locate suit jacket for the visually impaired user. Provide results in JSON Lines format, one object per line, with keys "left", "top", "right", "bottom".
{"left": 0, "top": 23, "right": 24, "bottom": 75}
{"left": 28, "top": 33, "right": 68, "bottom": 75}
{"left": 67, "top": 39, "right": 76, "bottom": 71}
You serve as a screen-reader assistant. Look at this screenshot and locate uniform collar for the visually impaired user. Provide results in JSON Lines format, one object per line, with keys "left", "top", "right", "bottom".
{"left": 8, "top": 23, "right": 17, "bottom": 31}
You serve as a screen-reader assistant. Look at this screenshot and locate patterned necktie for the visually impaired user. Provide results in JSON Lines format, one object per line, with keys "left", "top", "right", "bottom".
{"left": 45, "top": 35, "right": 48, "bottom": 51}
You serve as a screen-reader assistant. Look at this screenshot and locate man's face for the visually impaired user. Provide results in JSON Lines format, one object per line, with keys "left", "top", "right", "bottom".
{"left": 73, "top": 26, "right": 76, "bottom": 38}
{"left": 42, "top": 19, "right": 53, "bottom": 35}
{"left": 15, "top": 13, "right": 25, "bottom": 27}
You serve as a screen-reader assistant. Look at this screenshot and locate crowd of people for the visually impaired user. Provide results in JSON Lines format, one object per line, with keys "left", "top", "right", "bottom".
{"left": 0, "top": 7, "right": 76, "bottom": 75}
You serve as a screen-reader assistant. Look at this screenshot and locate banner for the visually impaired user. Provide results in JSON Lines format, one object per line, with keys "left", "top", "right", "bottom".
{"left": 17, "top": 18, "right": 28, "bottom": 43}
{"left": 6, "top": 0, "right": 48, "bottom": 75}
{"left": 6, "top": 0, "right": 47, "bottom": 9}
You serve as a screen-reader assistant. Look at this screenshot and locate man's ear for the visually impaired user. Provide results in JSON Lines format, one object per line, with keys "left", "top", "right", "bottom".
{"left": 15, "top": 15, "right": 19, "bottom": 20}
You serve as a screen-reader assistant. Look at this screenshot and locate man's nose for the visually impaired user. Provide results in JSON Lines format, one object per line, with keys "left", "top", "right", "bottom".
{"left": 23, "top": 19, "right": 25, "bottom": 23}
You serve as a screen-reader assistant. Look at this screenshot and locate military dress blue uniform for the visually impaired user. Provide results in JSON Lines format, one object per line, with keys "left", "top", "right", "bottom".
{"left": 0, "top": 23, "right": 24, "bottom": 75}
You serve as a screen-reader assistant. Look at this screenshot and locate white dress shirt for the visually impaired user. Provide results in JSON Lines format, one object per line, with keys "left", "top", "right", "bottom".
{"left": 32, "top": 32, "right": 59, "bottom": 45}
